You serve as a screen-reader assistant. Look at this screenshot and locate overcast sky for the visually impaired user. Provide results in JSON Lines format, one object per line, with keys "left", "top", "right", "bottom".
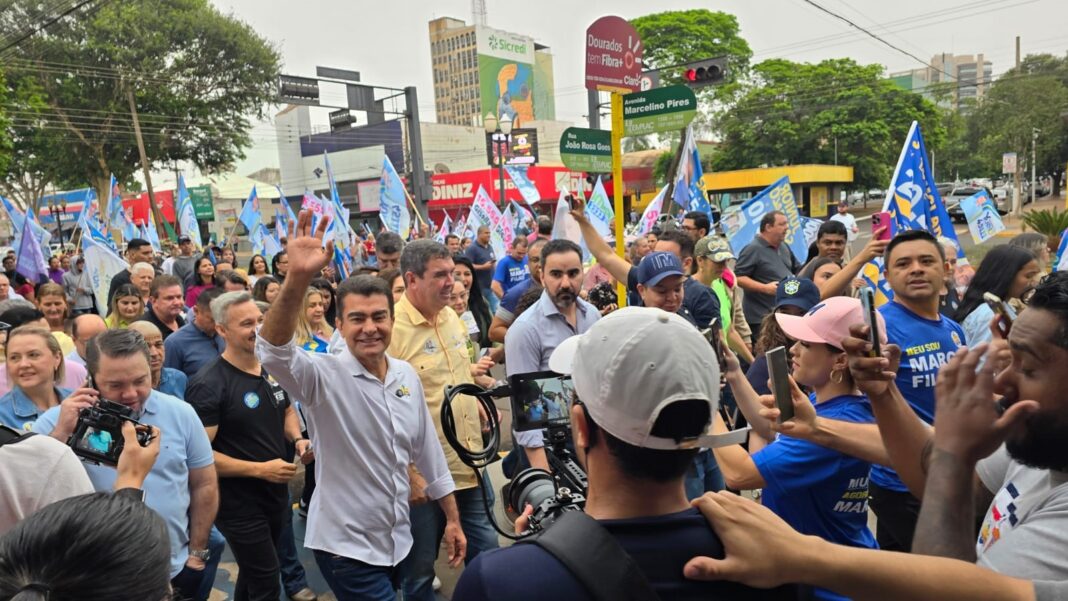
{"left": 210, "top": 0, "right": 1068, "bottom": 174}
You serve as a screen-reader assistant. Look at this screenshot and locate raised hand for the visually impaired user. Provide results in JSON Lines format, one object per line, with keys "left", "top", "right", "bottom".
{"left": 285, "top": 209, "right": 335, "bottom": 280}
{"left": 842, "top": 323, "right": 900, "bottom": 400}
{"left": 568, "top": 194, "right": 588, "bottom": 223}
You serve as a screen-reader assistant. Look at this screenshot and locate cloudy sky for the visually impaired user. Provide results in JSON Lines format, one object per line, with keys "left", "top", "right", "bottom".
{"left": 209, "top": 0, "right": 1068, "bottom": 174}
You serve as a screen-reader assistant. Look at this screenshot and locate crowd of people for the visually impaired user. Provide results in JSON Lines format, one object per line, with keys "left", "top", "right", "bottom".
{"left": 0, "top": 199, "right": 1065, "bottom": 601}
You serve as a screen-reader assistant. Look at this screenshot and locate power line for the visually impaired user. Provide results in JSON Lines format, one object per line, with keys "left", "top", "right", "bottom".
{"left": 0, "top": 0, "right": 106, "bottom": 57}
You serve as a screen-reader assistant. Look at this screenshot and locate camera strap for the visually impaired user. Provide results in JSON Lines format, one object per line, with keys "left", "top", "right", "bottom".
{"left": 0, "top": 425, "right": 35, "bottom": 448}
{"left": 522, "top": 510, "right": 663, "bottom": 601}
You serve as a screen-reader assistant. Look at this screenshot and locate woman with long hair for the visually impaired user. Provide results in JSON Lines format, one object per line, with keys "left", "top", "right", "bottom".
{"left": 0, "top": 493, "right": 172, "bottom": 601}
{"left": 713, "top": 297, "right": 882, "bottom": 601}
{"left": 247, "top": 254, "right": 270, "bottom": 285}
{"left": 272, "top": 250, "right": 289, "bottom": 282}
{"left": 954, "top": 245, "right": 1040, "bottom": 346}
{"left": 797, "top": 257, "right": 843, "bottom": 293}
{"left": 104, "top": 284, "right": 145, "bottom": 330}
{"left": 252, "top": 275, "right": 281, "bottom": 306}
{"left": 310, "top": 278, "right": 337, "bottom": 327}
{"left": 0, "top": 326, "right": 68, "bottom": 430}
{"left": 184, "top": 256, "right": 215, "bottom": 308}
{"left": 452, "top": 255, "right": 491, "bottom": 348}
{"left": 294, "top": 287, "right": 334, "bottom": 353}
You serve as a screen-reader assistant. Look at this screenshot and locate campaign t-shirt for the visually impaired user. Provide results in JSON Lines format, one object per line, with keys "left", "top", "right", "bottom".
{"left": 752, "top": 394, "right": 877, "bottom": 601}
{"left": 872, "top": 301, "right": 966, "bottom": 492}
{"left": 187, "top": 357, "right": 292, "bottom": 517}
{"left": 493, "top": 255, "right": 530, "bottom": 294}
{"left": 452, "top": 508, "right": 797, "bottom": 601}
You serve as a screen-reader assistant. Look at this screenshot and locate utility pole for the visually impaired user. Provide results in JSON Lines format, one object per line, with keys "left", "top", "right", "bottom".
{"left": 1032, "top": 128, "right": 1040, "bottom": 205}
{"left": 1013, "top": 36, "right": 1023, "bottom": 216}
{"left": 126, "top": 84, "right": 167, "bottom": 242}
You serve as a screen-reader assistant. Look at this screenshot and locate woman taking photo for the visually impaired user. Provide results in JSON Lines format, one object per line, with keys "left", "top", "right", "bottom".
{"left": 184, "top": 256, "right": 215, "bottom": 308}
{"left": 104, "top": 284, "right": 145, "bottom": 330}
{"left": 247, "top": 254, "right": 270, "bottom": 285}
{"left": 294, "top": 287, "right": 334, "bottom": 353}
{"left": 954, "top": 245, "right": 1040, "bottom": 346}
{"left": 0, "top": 326, "right": 69, "bottom": 431}
{"left": 252, "top": 275, "right": 281, "bottom": 306}
{"left": 712, "top": 297, "right": 883, "bottom": 601}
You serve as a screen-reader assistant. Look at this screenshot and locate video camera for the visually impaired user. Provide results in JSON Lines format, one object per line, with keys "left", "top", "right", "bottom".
{"left": 68, "top": 397, "right": 154, "bottom": 467}
{"left": 442, "top": 370, "right": 588, "bottom": 538}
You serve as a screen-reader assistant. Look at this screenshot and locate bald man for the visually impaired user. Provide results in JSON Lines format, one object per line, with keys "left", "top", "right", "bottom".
{"left": 128, "top": 320, "right": 188, "bottom": 400}
{"left": 67, "top": 314, "right": 107, "bottom": 367}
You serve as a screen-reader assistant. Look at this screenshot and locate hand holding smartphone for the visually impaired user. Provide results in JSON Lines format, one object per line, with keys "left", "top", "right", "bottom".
{"left": 860, "top": 287, "right": 882, "bottom": 358}
{"left": 983, "top": 292, "right": 1013, "bottom": 338}
{"left": 766, "top": 346, "right": 794, "bottom": 423}
{"left": 871, "top": 212, "right": 893, "bottom": 241}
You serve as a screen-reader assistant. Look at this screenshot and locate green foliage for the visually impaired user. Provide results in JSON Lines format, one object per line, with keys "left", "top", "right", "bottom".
{"left": 711, "top": 58, "right": 944, "bottom": 190}
{"left": 652, "top": 151, "right": 674, "bottom": 186}
{"left": 0, "top": 0, "right": 280, "bottom": 209}
{"left": 1022, "top": 208, "right": 1068, "bottom": 236}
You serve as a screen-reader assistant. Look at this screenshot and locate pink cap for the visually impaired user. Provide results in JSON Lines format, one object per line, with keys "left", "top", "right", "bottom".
{"left": 775, "top": 296, "right": 887, "bottom": 349}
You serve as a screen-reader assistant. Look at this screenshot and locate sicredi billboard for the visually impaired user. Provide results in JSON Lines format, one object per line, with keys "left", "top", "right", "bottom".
{"left": 476, "top": 25, "right": 535, "bottom": 63}
{"left": 477, "top": 25, "right": 554, "bottom": 127}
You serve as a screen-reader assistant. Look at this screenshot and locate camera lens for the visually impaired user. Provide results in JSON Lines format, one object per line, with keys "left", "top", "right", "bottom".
{"left": 509, "top": 468, "right": 555, "bottom": 514}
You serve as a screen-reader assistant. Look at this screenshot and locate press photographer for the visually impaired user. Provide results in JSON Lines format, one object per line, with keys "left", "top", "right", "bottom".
{"left": 452, "top": 307, "right": 795, "bottom": 601}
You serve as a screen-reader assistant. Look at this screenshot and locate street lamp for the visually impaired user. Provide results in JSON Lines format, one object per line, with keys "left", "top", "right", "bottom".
{"left": 484, "top": 112, "right": 513, "bottom": 209}
{"left": 1032, "top": 127, "right": 1041, "bottom": 205}
{"left": 47, "top": 198, "right": 67, "bottom": 248}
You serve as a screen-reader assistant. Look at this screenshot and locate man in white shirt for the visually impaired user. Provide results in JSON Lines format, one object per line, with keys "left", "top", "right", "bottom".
{"left": 829, "top": 202, "right": 859, "bottom": 243}
{"left": 257, "top": 210, "right": 465, "bottom": 601}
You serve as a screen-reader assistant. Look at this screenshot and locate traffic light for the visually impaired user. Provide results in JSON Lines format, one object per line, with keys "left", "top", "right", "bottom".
{"left": 681, "top": 58, "right": 726, "bottom": 88}
{"left": 278, "top": 75, "right": 320, "bottom": 104}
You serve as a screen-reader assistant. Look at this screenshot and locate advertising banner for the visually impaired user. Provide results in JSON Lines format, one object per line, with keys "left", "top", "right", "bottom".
{"left": 188, "top": 185, "right": 214, "bottom": 220}
{"left": 478, "top": 25, "right": 538, "bottom": 127}
{"left": 585, "top": 16, "right": 643, "bottom": 93}
{"left": 724, "top": 176, "right": 808, "bottom": 262}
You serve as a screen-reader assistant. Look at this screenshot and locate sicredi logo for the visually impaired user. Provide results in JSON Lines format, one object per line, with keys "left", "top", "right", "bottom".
{"left": 488, "top": 35, "right": 528, "bottom": 55}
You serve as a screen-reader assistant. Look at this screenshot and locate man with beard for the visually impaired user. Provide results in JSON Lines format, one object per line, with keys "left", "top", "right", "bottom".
{"left": 833, "top": 270, "right": 1068, "bottom": 580}
{"left": 505, "top": 240, "right": 600, "bottom": 470}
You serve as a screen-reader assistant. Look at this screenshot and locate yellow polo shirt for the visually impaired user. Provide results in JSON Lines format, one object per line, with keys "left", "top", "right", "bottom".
{"left": 389, "top": 294, "right": 483, "bottom": 490}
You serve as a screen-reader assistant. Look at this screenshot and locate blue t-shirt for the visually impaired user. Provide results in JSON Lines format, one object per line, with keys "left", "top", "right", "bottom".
{"left": 872, "top": 301, "right": 966, "bottom": 492}
{"left": 453, "top": 508, "right": 796, "bottom": 601}
{"left": 33, "top": 390, "right": 215, "bottom": 577}
{"left": 499, "top": 278, "right": 534, "bottom": 318}
{"left": 464, "top": 242, "right": 496, "bottom": 291}
{"left": 752, "top": 394, "right": 877, "bottom": 601}
{"left": 493, "top": 255, "right": 530, "bottom": 294}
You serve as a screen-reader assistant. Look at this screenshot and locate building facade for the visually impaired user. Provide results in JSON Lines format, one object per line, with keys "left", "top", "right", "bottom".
{"left": 889, "top": 52, "right": 993, "bottom": 111}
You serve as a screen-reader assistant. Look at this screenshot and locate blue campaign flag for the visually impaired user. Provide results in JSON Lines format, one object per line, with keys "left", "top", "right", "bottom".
{"left": 724, "top": 177, "right": 808, "bottom": 262}
{"left": 176, "top": 175, "right": 203, "bottom": 250}
{"left": 275, "top": 185, "right": 298, "bottom": 230}
{"left": 15, "top": 213, "right": 49, "bottom": 283}
{"left": 673, "top": 124, "right": 712, "bottom": 221}
{"left": 379, "top": 155, "right": 412, "bottom": 238}
{"left": 504, "top": 165, "right": 541, "bottom": 207}
{"left": 107, "top": 175, "right": 125, "bottom": 227}
{"left": 237, "top": 186, "right": 262, "bottom": 232}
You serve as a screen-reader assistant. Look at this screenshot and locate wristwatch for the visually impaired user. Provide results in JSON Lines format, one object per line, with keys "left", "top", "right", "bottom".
{"left": 189, "top": 548, "right": 211, "bottom": 562}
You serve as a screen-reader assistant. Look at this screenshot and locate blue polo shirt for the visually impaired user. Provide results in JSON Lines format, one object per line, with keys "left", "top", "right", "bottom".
{"left": 0, "top": 386, "right": 71, "bottom": 432}
{"left": 872, "top": 301, "right": 965, "bottom": 492}
{"left": 158, "top": 367, "right": 188, "bottom": 400}
{"left": 752, "top": 393, "right": 877, "bottom": 601}
{"left": 163, "top": 322, "right": 226, "bottom": 378}
{"left": 493, "top": 255, "right": 529, "bottom": 294}
{"left": 32, "top": 390, "right": 214, "bottom": 577}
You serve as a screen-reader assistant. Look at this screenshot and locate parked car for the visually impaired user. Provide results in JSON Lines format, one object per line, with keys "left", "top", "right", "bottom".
{"left": 946, "top": 186, "right": 1007, "bottom": 222}
{"left": 936, "top": 182, "right": 955, "bottom": 197}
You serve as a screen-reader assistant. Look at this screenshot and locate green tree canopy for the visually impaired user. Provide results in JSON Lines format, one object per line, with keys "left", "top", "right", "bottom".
{"left": 0, "top": 0, "right": 280, "bottom": 211}
{"left": 711, "top": 58, "right": 944, "bottom": 191}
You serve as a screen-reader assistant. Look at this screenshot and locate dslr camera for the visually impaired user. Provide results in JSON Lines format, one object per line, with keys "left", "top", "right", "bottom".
{"left": 68, "top": 398, "right": 153, "bottom": 466}
{"left": 508, "top": 371, "right": 588, "bottom": 533}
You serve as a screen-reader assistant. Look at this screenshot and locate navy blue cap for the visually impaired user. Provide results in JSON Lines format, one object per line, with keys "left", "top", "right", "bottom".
{"left": 775, "top": 277, "right": 820, "bottom": 312}
{"left": 636, "top": 251, "right": 685, "bottom": 287}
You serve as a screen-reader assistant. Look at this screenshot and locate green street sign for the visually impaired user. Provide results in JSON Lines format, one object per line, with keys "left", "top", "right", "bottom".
{"left": 188, "top": 185, "right": 215, "bottom": 220}
{"left": 622, "top": 85, "right": 697, "bottom": 136}
{"left": 560, "top": 127, "right": 613, "bottom": 172}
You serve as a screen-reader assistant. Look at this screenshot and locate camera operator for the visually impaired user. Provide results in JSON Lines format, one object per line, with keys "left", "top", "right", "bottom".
{"left": 257, "top": 211, "right": 465, "bottom": 600}
{"left": 505, "top": 239, "right": 599, "bottom": 471}
{"left": 453, "top": 307, "right": 794, "bottom": 600}
{"left": 387, "top": 239, "right": 498, "bottom": 601}
{"left": 32, "top": 328, "right": 218, "bottom": 600}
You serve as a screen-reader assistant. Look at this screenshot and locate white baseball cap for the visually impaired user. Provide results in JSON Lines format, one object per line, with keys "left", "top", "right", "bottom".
{"left": 549, "top": 307, "right": 749, "bottom": 450}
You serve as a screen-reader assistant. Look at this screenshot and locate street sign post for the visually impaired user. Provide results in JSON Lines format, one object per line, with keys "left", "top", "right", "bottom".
{"left": 1002, "top": 152, "right": 1017, "bottom": 175}
{"left": 560, "top": 127, "right": 613, "bottom": 173}
{"left": 622, "top": 85, "right": 697, "bottom": 136}
{"left": 188, "top": 185, "right": 215, "bottom": 220}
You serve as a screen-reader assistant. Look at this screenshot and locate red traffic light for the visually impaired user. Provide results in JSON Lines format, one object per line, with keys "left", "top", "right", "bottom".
{"left": 681, "top": 59, "right": 726, "bottom": 88}
{"left": 685, "top": 68, "right": 698, "bottom": 82}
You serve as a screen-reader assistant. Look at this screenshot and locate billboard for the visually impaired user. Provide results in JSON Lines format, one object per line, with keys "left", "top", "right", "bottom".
{"left": 485, "top": 128, "right": 539, "bottom": 167}
{"left": 477, "top": 25, "right": 554, "bottom": 127}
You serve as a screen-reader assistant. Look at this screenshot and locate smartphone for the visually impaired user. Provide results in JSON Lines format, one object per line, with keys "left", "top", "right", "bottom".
{"left": 701, "top": 318, "right": 728, "bottom": 374}
{"left": 766, "top": 346, "right": 794, "bottom": 423}
{"left": 509, "top": 371, "right": 575, "bottom": 432}
{"left": 983, "top": 292, "right": 1013, "bottom": 337}
{"left": 860, "top": 287, "right": 882, "bottom": 358}
{"left": 871, "top": 212, "right": 893, "bottom": 241}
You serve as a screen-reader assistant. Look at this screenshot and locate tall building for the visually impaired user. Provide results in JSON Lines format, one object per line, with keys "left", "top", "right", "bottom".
{"left": 889, "top": 53, "right": 993, "bottom": 111}
{"left": 428, "top": 17, "right": 556, "bottom": 127}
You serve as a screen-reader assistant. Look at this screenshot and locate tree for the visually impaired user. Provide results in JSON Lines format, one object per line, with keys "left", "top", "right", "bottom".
{"left": 711, "top": 58, "right": 944, "bottom": 191}
{"left": 971, "top": 53, "right": 1068, "bottom": 197}
{"left": 0, "top": 0, "right": 280, "bottom": 212}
